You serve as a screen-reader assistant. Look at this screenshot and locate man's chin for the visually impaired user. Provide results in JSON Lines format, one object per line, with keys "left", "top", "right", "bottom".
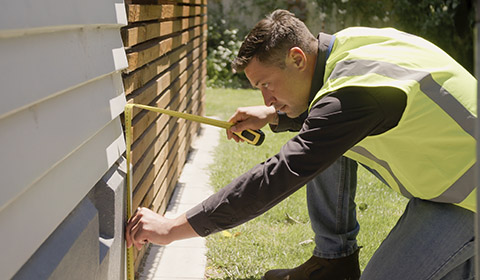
{"left": 279, "top": 106, "right": 301, "bottom": 118}
{"left": 286, "top": 112, "right": 300, "bottom": 118}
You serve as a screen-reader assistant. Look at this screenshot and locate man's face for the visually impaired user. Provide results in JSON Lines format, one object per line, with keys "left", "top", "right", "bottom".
{"left": 244, "top": 56, "right": 311, "bottom": 118}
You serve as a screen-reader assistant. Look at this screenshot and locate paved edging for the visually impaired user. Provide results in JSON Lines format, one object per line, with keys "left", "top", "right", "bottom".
{"left": 138, "top": 124, "right": 220, "bottom": 280}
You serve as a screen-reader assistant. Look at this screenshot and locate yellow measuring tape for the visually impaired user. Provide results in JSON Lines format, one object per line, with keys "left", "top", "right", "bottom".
{"left": 124, "top": 103, "right": 265, "bottom": 279}
{"left": 124, "top": 104, "right": 135, "bottom": 280}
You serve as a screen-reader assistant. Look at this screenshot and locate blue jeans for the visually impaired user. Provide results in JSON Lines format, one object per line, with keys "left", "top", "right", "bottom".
{"left": 307, "top": 156, "right": 475, "bottom": 279}
{"left": 307, "top": 156, "right": 359, "bottom": 258}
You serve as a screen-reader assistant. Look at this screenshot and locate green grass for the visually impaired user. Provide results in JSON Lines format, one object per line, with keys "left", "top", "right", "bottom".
{"left": 204, "top": 88, "right": 408, "bottom": 279}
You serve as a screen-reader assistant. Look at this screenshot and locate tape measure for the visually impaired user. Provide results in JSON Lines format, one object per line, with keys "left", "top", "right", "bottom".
{"left": 128, "top": 104, "right": 265, "bottom": 146}
{"left": 123, "top": 103, "right": 265, "bottom": 279}
{"left": 124, "top": 105, "right": 135, "bottom": 280}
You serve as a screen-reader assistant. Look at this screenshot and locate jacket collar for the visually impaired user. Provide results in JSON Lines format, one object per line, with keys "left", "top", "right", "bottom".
{"left": 308, "top": 32, "right": 335, "bottom": 103}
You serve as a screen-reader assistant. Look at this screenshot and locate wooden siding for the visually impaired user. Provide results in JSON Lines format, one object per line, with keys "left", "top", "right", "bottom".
{"left": 121, "top": 0, "right": 208, "bottom": 269}
{"left": 0, "top": 1, "right": 128, "bottom": 279}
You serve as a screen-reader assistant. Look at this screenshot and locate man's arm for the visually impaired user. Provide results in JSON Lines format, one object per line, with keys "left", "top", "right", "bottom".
{"left": 125, "top": 86, "right": 406, "bottom": 243}
{"left": 187, "top": 87, "right": 406, "bottom": 236}
{"left": 125, "top": 208, "right": 199, "bottom": 250}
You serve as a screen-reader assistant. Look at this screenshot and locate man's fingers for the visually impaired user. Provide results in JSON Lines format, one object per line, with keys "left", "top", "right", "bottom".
{"left": 132, "top": 226, "right": 149, "bottom": 250}
{"left": 130, "top": 221, "right": 142, "bottom": 249}
{"left": 126, "top": 208, "right": 142, "bottom": 248}
{"left": 129, "top": 208, "right": 152, "bottom": 250}
{"left": 226, "top": 129, "right": 243, "bottom": 143}
{"left": 127, "top": 208, "right": 139, "bottom": 222}
{"left": 226, "top": 129, "right": 234, "bottom": 141}
{"left": 130, "top": 222, "right": 144, "bottom": 250}
{"left": 126, "top": 208, "right": 141, "bottom": 230}
{"left": 227, "top": 110, "right": 245, "bottom": 124}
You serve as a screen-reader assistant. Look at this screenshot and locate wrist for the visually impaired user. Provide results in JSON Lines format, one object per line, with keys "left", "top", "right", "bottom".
{"left": 170, "top": 213, "right": 199, "bottom": 241}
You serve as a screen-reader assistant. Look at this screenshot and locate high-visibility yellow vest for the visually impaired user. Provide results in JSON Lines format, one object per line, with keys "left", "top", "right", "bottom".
{"left": 311, "top": 27, "right": 477, "bottom": 211}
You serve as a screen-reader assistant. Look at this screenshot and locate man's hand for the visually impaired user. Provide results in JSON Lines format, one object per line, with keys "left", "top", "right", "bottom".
{"left": 227, "top": 105, "right": 277, "bottom": 143}
{"left": 125, "top": 207, "right": 199, "bottom": 250}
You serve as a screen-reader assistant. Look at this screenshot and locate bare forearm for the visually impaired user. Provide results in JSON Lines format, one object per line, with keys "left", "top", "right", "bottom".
{"left": 166, "top": 213, "right": 199, "bottom": 243}
{"left": 126, "top": 208, "right": 199, "bottom": 250}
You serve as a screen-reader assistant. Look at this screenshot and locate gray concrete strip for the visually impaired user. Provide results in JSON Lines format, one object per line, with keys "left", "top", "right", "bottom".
{"left": 138, "top": 124, "right": 220, "bottom": 280}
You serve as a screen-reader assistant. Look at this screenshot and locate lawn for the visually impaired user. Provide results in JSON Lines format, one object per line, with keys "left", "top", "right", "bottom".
{"left": 203, "top": 87, "right": 408, "bottom": 279}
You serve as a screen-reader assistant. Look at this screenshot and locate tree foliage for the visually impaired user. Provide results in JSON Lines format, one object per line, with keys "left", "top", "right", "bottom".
{"left": 391, "top": 0, "right": 474, "bottom": 72}
{"left": 207, "top": 0, "right": 475, "bottom": 88}
{"left": 314, "top": 0, "right": 475, "bottom": 72}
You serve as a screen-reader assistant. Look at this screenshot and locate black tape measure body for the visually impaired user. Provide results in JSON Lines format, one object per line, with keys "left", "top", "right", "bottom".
{"left": 238, "top": 129, "right": 264, "bottom": 146}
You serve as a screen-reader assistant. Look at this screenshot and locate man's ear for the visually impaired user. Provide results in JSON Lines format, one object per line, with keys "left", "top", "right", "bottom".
{"left": 287, "top": 47, "right": 307, "bottom": 70}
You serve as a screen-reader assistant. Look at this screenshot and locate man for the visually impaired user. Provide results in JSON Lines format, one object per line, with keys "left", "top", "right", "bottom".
{"left": 126, "top": 10, "right": 476, "bottom": 280}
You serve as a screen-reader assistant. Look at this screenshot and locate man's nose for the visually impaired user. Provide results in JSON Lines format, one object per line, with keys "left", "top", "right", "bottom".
{"left": 262, "top": 89, "right": 275, "bottom": 107}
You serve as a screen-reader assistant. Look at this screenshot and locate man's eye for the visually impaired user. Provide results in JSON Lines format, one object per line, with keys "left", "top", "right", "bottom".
{"left": 262, "top": 83, "right": 269, "bottom": 89}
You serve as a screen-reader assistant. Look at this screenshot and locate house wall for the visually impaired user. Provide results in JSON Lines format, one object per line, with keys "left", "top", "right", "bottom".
{"left": 0, "top": 0, "right": 207, "bottom": 277}
{"left": 121, "top": 0, "right": 208, "bottom": 269}
{"left": 0, "top": 1, "right": 128, "bottom": 279}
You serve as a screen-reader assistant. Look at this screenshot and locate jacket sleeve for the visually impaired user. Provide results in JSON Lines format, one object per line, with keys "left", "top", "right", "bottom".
{"left": 186, "top": 87, "right": 405, "bottom": 237}
{"left": 269, "top": 111, "right": 306, "bottom": 132}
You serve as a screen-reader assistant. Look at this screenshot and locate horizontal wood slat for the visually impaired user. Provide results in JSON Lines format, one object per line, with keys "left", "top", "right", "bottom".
{"left": 126, "top": 0, "right": 205, "bottom": 5}
{"left": 125, "top": 25, "right": 204, "bottom": 71}
{"left": 122, "top": 15, "right": 205, "bottom": 48}
{"left": 127, "top": 45, "right": 205, "bottom": 123}
{"left": 123, "top": 32, "right": 204, "bottom": 95}
{"left": 127, "top": 4, "right": 205, "bottom": 23}
{"left": 121, "top": 0, "right": 207, "bottom": 270}
{"left": 131, "top": 63, "right": 203, "bottom": 194}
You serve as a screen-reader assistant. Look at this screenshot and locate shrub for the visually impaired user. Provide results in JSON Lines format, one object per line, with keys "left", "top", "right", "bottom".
{"left": 207, "top": 20, "right": 248, "bottom": 88}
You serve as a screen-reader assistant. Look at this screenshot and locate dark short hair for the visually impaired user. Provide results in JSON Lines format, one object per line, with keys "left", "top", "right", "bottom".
{"left": 231, "top": 9, "right": 316, "bottom": 73}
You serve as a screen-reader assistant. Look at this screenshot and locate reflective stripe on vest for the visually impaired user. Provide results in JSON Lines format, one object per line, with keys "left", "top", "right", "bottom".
{"left": 329, "top": 59, "right": 476, "bottom": 138}
{"left": 350, "top": 146, "right": 476, "bottom": 204}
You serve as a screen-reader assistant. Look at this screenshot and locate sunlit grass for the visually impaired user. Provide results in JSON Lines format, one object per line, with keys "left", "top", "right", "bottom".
{"left": 204, "top": 87, "right": 408, "bottom": 279}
